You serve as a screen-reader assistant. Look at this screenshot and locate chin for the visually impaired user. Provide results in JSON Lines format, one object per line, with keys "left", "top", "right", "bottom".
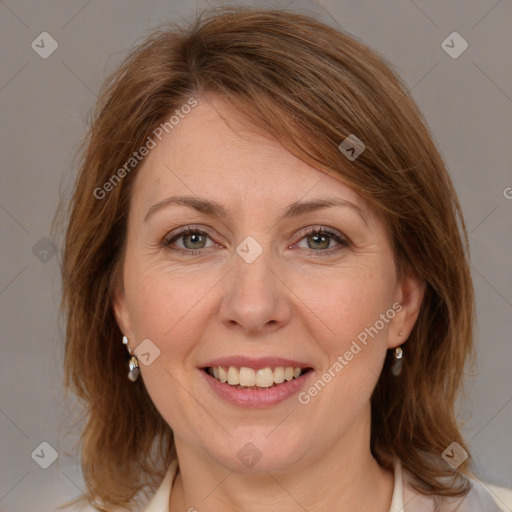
{"left": 207, "top": 433, "right": 308, "bottom": 474}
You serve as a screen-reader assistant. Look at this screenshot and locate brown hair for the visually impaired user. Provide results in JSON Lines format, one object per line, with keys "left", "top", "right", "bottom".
{"left": 53, "top": 6, "right": 476, "bottom": 510}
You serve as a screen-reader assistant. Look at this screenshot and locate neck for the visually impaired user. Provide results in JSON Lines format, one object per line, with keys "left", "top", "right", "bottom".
{"left": 169, "top": 406, "right": 394, "bottom": 512}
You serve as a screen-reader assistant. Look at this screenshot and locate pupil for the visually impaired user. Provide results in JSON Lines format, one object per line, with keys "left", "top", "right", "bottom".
{"left": 309, "top": 233, "right": 329, "bottom": 250}
{"left": 185, "top": 233, "right": 205, "bottom": 249}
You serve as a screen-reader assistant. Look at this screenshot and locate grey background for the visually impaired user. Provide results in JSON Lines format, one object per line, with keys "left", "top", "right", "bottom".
{"left": 1, "top": 0, "right": 511, "bottom": 511}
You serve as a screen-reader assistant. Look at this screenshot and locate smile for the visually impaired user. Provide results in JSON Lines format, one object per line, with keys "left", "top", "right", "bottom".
{"left": 204, "top": 365, "right": 312, "bottom": 389}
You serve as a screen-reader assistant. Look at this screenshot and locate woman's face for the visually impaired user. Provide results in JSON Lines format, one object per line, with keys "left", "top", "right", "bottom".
{"left": 114, "top": 95, "right": 423, "bottom": 474}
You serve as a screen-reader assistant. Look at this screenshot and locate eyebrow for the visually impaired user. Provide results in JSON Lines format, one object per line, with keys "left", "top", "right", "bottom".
{"left": 144, "top": 194, "right": 369, "bottom": 226}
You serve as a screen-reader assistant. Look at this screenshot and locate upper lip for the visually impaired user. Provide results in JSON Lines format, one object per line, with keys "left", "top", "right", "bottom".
{"left": 201, "top": 356, "right": 312, "bottom": 370}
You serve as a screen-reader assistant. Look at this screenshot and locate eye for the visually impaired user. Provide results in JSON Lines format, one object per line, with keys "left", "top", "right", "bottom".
{"left": 161, "top": 225, "right": 350, "bottom": 256}
{"left": 162, "top": 227, "right": 216, "bottom": 254}
{"left": 294, "top": 227, "right": 350, "bottom": 254}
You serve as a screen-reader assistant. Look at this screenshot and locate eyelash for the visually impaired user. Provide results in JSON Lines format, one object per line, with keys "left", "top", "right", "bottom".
{"left": 161, "top": 225, "right": 350, "bottom": 257}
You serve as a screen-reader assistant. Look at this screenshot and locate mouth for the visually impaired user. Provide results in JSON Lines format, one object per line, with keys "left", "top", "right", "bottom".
{"left": 202, "top": 365, "right": 313, "bottom": 390}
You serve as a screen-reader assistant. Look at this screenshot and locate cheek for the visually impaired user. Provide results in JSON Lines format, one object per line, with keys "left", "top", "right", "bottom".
{"left": 123, "top": 263, "right": 214, "bottom": 420}
{"left": 124, "top": 259, "right": 218, "bottom": 351}
{"left": 296, "top": 267, "right": 395, "bottom": 348}
{"left": 295, "top": 272, "right": 393, "bottom": 419}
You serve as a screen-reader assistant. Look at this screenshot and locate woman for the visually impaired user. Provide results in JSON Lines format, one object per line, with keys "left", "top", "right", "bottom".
{"left": 56, "top": 7, "right": 511, "bottom": 512}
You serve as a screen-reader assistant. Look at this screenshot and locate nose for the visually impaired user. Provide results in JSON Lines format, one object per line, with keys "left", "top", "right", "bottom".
{"left": 219, "top": 244, "right": 292, "bottom": 336}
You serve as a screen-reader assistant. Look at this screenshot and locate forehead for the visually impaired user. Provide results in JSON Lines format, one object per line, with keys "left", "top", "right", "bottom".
{"left": 130, "top": 96, "right": 370, "bottom": 219}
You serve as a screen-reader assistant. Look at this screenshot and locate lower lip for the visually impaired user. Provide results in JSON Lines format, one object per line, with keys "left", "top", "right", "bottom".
{"left": 201, "top": 369, "right": 313, "bottom": 408}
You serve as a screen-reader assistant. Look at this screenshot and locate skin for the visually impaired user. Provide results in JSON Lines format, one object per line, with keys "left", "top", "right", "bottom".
{"left": 113, "top": 95, "right": 425, "bottom": 512}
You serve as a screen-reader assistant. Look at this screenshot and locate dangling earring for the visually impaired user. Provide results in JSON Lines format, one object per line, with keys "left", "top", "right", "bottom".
{"left": 391, "top": 330, "right": 404, "bottom": 376}
{"left": 391, "top": 346, "right": 404, "bottom": 376}
{"left": 122, "top": 335, "right": 140, "bottom": 382}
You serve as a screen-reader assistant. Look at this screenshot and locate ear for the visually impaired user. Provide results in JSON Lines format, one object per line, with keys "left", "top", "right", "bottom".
{"left": 387, "top": 271, "right": 426, "bottom": 350}
{"left": 112, "top": 283, "right": 135, "bottom": 342}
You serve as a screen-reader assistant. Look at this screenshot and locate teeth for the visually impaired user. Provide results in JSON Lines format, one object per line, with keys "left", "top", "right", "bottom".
{"left": 255, "top": 367, "right": 274, "bottom": 388}
{"left": 227, "top": 366, "right": 239, "bottom": 385}
{"left": 274, "top": 367, "right": 285, "bottom": 384}
{"left": 208, "top": 365, "right": 306, "bottom": 389}
{"left": 239, "top": 367, "right": 256, "bottom": 386}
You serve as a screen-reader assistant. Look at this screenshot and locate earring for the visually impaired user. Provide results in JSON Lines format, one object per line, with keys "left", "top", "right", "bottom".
{"left": 122, "top": 336, "right": 140, "bottom": 382}
{"left": 391, "top": 346, "right": 404, "bottom": 376}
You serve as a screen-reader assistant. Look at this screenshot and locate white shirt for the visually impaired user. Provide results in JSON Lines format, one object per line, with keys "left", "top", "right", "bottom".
{"left": 142, "top": 457, "right": 511, "bottom": 512}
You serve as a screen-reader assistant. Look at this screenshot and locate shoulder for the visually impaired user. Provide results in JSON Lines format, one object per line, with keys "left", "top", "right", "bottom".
{"left": 400, "top": 462, "right": 511, "bottom": 512}
{"left": 451, "top": 478, "right": 511, "bottom": 512}
{"left": 475, "top": 480, "right": 512, "bottom": 512}
{"left": 63, "top": 463, "right": 179, "bottom": 512}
